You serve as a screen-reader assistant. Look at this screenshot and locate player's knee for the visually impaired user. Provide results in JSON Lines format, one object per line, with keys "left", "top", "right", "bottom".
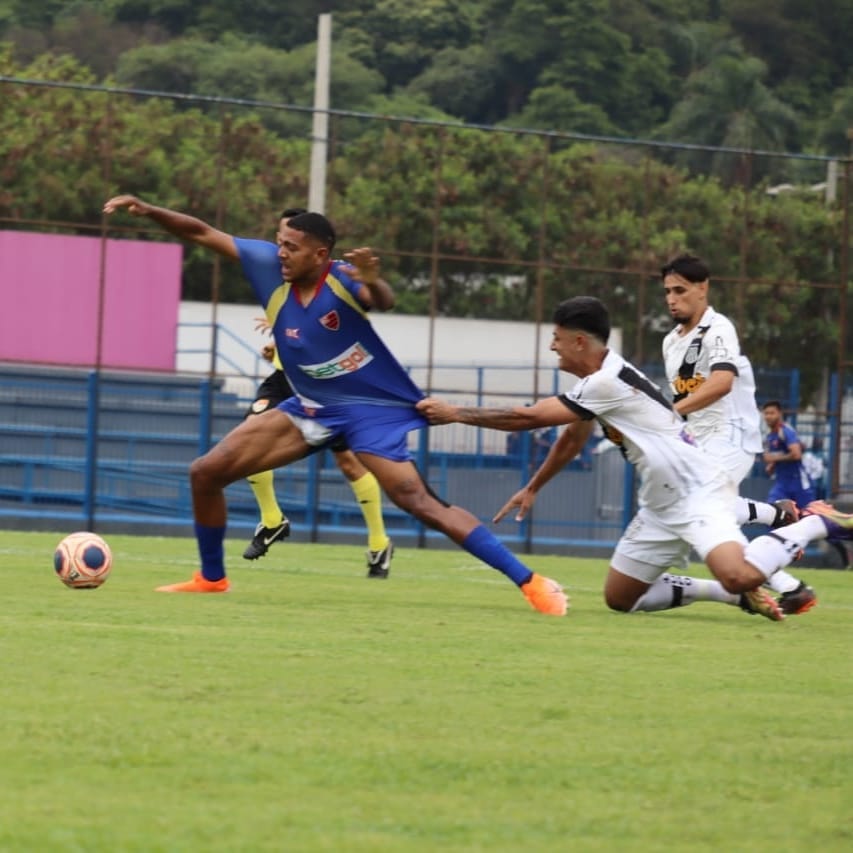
{"left": 399, "top": 489, "right": 434, "bottom": 519}
{"left": 189, "top": 456, "right": 208, "bottom": 488}
{"left": 603, "top": 590, "right": 633, "bottom": 613}
{"left": 333, "top": 451, "right": 364, "bottom": 481}
{"left": 713, "top": 568, "right": 752, "bottom": 594}
{"left": 392, "top": 486, "right": 441, "bottom": 525}
{"left": 190, "top": 454, "right": 228, "bottom": 490}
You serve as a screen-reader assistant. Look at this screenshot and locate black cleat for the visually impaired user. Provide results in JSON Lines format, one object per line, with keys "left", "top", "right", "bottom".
{"left": 366, "top": 540, "right": 393, "bottom": 579}
{"left": 242, "top": 518, "right": 291, "bottom": 560}
{"left": 777, "top": 582, "right": 817, "bottom": 616}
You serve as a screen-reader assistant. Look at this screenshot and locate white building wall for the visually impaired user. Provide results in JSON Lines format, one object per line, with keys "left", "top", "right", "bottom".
{"left": 177, "top": 300, "right": 622, "bottom": 399}
{"left": 176, "top": 301, "right": 624, "bottom": 457}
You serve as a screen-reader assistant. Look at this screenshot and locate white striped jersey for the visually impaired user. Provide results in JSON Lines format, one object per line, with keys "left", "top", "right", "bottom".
{"left": 662, "top": 307, "right": 763, "bottom": 453}
{"left": 561, "top": 350, "right": 724, "bottom": 511}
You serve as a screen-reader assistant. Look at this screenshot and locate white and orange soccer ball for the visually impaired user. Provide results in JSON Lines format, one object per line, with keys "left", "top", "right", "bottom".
{"left": 54, "top": 531, "right": 113, "bottom": 589}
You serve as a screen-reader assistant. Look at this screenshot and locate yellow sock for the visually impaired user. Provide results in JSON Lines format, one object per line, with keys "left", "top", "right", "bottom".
{"left": 247, "top": 469, "right": 286, "bottom": 529}
{"left": 349, "top": 472, "right": 389, "bottom": 552}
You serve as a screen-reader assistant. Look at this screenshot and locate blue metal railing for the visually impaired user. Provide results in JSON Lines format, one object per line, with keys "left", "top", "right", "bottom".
{"left": 1, "top": 361, "right": 849, "bottom": 556}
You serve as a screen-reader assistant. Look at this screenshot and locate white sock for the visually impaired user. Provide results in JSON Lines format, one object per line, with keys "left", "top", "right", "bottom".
{"left": 771, "top": 514, "right": 828, "bottom": 549}
{"left": 743, "top": 515, "right": 827, "bottom": 579}
{"left": 631, "top": 573, "right": 739, "bottom": 612}
{"left": 765, "top": 569, "right": 801, "bottom": 595}
{"left": 736, "top": 496, "right": 777, "bottom": 526}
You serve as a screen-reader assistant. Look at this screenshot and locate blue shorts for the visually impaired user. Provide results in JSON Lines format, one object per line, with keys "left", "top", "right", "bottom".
{"left": 767, "top": 481, "right": 816, "bottom": 508}
{"left": 278, "top": 398, "right": 428, "bottom": 462}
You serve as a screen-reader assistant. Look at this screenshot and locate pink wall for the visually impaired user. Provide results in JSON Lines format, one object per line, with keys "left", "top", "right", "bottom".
{"left": 0, "top": 231, "right": 182, "bottom": 370}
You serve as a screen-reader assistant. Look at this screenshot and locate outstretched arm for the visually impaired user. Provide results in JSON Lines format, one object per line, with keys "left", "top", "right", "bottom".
{"left": 103, "top": 194, "right": 238, "bottom": 260}
{"left": 342, "top": 247, "right": 396, "bottom": 311}
{"left": 494, "top": 421, "right": 594, "bottom": 522}
{"left": 417, "top": 395, "right": 577, "bottom": 431}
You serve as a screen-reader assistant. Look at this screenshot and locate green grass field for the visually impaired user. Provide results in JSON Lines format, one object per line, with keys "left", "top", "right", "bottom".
{"left": 2, "top": 530, "right": 852, "bottom": 852}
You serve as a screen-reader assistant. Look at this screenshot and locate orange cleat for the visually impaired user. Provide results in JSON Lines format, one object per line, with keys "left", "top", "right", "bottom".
{"left": 156, "top": 571, "right": 230, "bottom": 593}
{"left": 521, "top": 573, "right": 568, "bottom": 616}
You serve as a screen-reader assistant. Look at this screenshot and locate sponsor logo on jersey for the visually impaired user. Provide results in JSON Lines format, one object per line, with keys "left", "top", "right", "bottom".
{"left": 285, "top": 328, "right": 300, "bottom": 338}
{"left": 673, "top": 374, "right": 706, "bottom": 396}
{"left": 320, "top": 310, "right": 340, "bottom": 331}
{"left": 299, "top": 342, "right": 373, "bottom": 379}
{"left": 251, "top": 398, "right": 271, "bottom": 414}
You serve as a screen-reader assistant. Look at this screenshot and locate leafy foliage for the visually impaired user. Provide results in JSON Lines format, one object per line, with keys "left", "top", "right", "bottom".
{"left": 2, "top": 0, "right": 851, "bottom": 151}
{"left": 0, "top": 2, "right": 849, "bottom": 402}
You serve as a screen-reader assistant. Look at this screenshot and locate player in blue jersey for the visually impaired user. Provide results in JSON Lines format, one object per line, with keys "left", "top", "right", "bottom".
{"left": 761, "top": 401, "right": 817, "bottom": 508}
{"left": 240, "top": 206, "right": 393, "bottom": 578}
{"left": 761, "top": 401, "right": 851, "bottom": 567}
{"left": 102, "top": 194, "right": 567, "bottom": 615}
{"left": 246, "top": 325, "right": 394, "bottom": 577}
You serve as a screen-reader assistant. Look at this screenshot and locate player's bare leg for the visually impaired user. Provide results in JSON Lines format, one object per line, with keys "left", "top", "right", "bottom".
{"left": 157, "top": 411, "right": 311, "bottom": 592}
{"left": 357, "top": 453, "right": 567, "bottom": 615}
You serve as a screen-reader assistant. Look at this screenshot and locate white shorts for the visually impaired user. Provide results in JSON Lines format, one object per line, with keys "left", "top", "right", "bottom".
{"left": 701, "top": 438, "right": 756, "bottom": 487}
{"left": 286, "top": 413, "right": 335, "bottom": 447}
{"left": 611, "top": 475, "right": 747, "bottom": 584}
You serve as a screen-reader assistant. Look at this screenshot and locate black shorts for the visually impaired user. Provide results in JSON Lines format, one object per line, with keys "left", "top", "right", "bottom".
{"left": 245, "top": 370, "right": 349, "bottom": 453}
{"left": 246, "top": 370, "right": 293, "bottom": 415}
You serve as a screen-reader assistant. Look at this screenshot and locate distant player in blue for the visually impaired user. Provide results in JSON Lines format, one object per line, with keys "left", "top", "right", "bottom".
{"left": 762, "top": 400, "right": 816, "bottom": 508}
{"left": 102, "top": 194, "right": 567, "bottom": 615}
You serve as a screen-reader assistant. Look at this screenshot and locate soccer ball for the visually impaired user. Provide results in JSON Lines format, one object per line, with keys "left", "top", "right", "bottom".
{"left": 54, "top": 531, "right": 113, "bottom": 589}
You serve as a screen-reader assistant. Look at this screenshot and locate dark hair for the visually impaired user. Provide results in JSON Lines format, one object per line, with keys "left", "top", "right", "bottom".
{"left": 280, "top": 206, "right": 307, "bottom": 220}
{"left": 660, "top": 253, "right": 709, "bottom": 283}
{"left": 284, "top": 212, "right": 336, "bottom": 251}
{"left": 762, "top": 400, "right": 783, "bottom": 411}
{"left": 552, "top": 296, "right": 610, "bottom": 344}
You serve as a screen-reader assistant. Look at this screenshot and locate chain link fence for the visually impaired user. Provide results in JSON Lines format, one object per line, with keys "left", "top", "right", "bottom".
{"left": 1, "top": 78, "right": 851, "bottom": 517}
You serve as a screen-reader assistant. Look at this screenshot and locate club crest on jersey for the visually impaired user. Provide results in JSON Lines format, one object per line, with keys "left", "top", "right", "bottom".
{"left": 299, "top": 342, "right": 374, "bottom": 379}
{"left": 685, "top": 339, "right": 701, "bottom": 364}
{"left": 320, "top": 311, "right": 340, "bottom": 331}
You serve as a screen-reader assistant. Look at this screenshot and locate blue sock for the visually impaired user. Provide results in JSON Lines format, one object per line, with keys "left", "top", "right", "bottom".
{"left": 195, "top": 522, "right": 226, "bottom": 581}
{"left": 461, "top": 525, "right": 533, "bottom": 587}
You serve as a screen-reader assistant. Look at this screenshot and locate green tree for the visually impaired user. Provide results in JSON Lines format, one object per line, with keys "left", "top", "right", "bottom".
{"left": 336, "top": 0, "right": 482, "bottom": 90}
{"left": 726, "top": 0, "right": 853, "bottom": 114}
{"left": 0, "top": 46, "right": 844, "bottom": 400}
{"left": 406, "top": 46, "right": 501, "bottom": 125}
{"left": 657, "top": 53, "right": 799, "bottom": 182}
{"left": 480, "top": 0, "right": 676, "bottom": 135}
{"left": 503, "top": 85, "right": 618, "bottom": 136}
{"left": 818, "top": 85, "right": 853, "bottom": 156}
{"left": 114, "top": 34, "right": 383, "bottom": 137}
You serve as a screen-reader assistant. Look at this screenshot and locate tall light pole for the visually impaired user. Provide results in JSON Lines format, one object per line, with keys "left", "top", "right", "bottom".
{"left": 309, "top": 13, "right": 332, "bottom": 214}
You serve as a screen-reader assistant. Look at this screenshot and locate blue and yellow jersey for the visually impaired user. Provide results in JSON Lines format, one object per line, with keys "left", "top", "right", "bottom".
{"left": 235, "top": 238, "right": 424, "bottom": 410}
